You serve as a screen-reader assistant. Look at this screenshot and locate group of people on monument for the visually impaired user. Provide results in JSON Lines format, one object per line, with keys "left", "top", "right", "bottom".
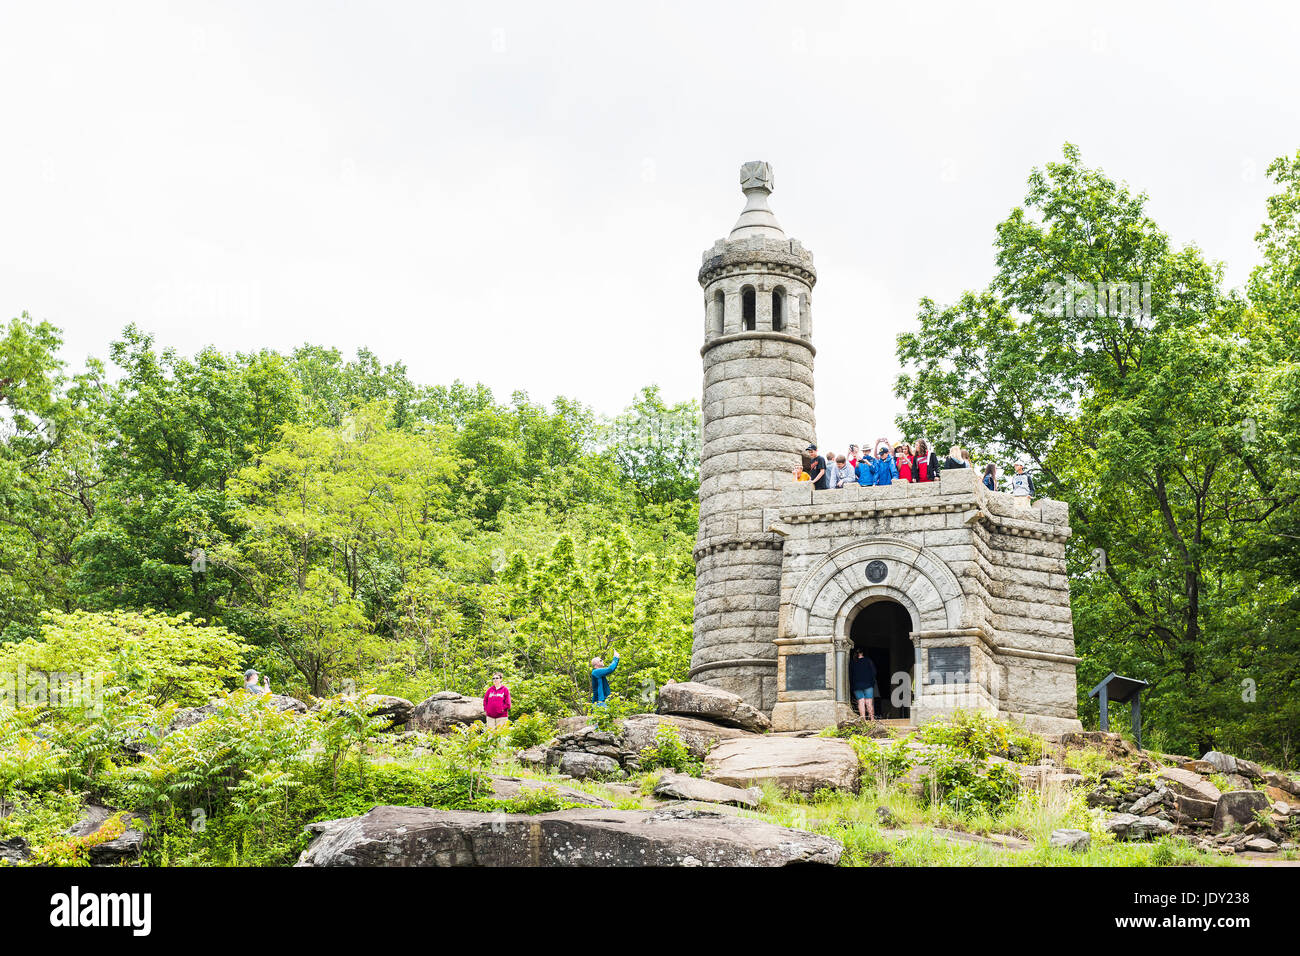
{"left": 794, "top": 441, "right": 1036, "bottom": 502}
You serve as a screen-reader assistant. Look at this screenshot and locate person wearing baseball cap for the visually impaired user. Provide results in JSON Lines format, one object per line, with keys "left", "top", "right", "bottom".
{"left": 242, "top": 668, "right": 270, "bottom": 694}
{"left": 804, "top": 444, "right": 827, "bottom": 490}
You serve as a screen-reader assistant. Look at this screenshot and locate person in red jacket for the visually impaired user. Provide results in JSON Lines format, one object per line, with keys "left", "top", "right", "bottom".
{"left": 483, "top": 673, "right": 511, "bottom": 729}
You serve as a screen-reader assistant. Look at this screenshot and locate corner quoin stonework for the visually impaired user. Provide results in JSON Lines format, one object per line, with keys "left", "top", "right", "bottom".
{"left": 688, "top": 161, "right": 1082, "bottom": 734}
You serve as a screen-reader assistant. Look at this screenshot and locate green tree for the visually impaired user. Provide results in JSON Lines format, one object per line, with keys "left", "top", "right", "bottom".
{"left": 0, "top": 315, "right": 108, "bottom": 640}
{"left": 895, "top": 144, "right": 1295, "bottom": 760}
{"left": 501, "top": 530, "right": 691, "bottom": 711}
{"left": 0, "top": 609, "right": 251, "bottom": 706}
{"left": 73, "top": 326, "right": 302, "bottom": 620}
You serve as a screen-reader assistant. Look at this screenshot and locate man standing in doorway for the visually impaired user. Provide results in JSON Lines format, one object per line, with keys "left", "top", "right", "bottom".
{"left": 850, "top": 648, "right": 878, "bottom": 721}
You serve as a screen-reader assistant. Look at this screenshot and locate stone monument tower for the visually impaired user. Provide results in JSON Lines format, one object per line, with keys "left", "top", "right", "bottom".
{"left": 689, "top": 161, "right": 1083, "bottom": 734}
{"left": 690, "top": 162, "right": 817, "bottom": 713}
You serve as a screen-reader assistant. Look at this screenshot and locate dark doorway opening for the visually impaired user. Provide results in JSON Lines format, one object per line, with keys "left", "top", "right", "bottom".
{"left": 848, "top": 600, "right": 915, "bottom": 719}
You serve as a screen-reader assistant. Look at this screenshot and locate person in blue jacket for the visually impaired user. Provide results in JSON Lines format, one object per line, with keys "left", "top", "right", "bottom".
{"left": 872, "top": 443, "right": 899, "bottom": 485}
{"left": 590, "top": 650, "right": 620, "bottom": 705}
{"left": 855, "top": 453, "right": 877, "bottom": 487}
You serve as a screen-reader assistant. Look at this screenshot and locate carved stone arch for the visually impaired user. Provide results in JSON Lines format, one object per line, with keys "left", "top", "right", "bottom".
{"left": 788, "top": 538, "right": 964, "bottom": 641}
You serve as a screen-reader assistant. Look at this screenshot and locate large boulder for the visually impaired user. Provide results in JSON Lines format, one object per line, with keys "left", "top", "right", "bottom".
{"left": 1265, "top": 785, "right": 1300, "bottom": 811}
{"left": 408, "top": 692, "right": 485, "bottom": 733}
{"left": 361, "top": 695, "right": 414, "bottom": 730}
{"left": 653, "top": 773, "right": 761, "bottom": 808}
{"left": 704, "top": 735, "right": 859, "bottom": 795}
{"left": 1213, "top": 790, "right": 1272, "bottom": 834}
{"left": 296, "top": 805, "right": 842, "bottom": 866}
{"left": 66, "top": 805, "right": 149, "bottom": 865}
{"left": 557, "top": 716, "right": 594, "bottom": 734}
{"left": 620, "top": 713, "right": 752, "bottom": 760}
{"left": 557, "top": 752, "right": 623, "bottom": 780}
{"left": 1243, "top": 837, "right": 1278, "bottom": 853}
{"left": 656, "top": 682, "right": 771, "bottom": 733}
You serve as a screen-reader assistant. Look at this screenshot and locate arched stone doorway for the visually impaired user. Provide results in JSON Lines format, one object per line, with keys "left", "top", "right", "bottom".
{"left": 847, "top": 599, "right": 915, "bottom": 719}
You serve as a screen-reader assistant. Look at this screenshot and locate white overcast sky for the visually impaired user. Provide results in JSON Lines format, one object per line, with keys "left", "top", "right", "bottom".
{"left": 2, "top": 1, "right": 1297, "bottom": 451}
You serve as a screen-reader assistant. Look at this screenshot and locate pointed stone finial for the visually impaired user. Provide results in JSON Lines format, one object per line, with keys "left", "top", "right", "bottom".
{"left": 729, "top": 161, "right": 784, "bottom": 239}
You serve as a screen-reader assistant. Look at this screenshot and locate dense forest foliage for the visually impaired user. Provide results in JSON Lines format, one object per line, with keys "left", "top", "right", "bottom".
{"left": 1, "top": 145, "right": 1297, "bottom": 765}
{"left": 897, "top": 145, "right": 1300, "bottom": 765}
{"left": 0, "top": 326, "right": 700, "bottom": 718}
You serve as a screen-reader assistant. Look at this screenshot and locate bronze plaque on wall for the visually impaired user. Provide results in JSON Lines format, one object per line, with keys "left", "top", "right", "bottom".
{"left": 785, "top": 653, "right": 826, "bottom": 691}
{"left": 926, "top": 646, "right": 971, "bottom": 684}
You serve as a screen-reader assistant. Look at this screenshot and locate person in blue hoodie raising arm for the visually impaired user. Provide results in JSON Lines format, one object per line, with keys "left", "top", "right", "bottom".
{"left": 591, "top": 650, "right": 620, "bottom": 706}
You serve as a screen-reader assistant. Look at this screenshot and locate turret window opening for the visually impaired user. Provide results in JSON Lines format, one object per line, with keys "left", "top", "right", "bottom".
{"left": 742, "top": 287, "right": 756, "bottom": 331}
{"left": 772, "top": 287, "right": 785, "bottom": 331}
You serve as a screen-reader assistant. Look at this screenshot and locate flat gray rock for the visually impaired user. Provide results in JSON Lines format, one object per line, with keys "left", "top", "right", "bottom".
{"left": 1157, "top": 766, "right": 1221, "bottom": 803}
{"left": 296, "top": 805, "right": 843, "bottom": 867}
{"left": 704, "top": 734, "right": 859, "bottom": 795}
{"left": 653, "top": 773, "right": 761, "bottom": 808}
{"left": 557, "top": 752, "right": 622, "bottom": 780}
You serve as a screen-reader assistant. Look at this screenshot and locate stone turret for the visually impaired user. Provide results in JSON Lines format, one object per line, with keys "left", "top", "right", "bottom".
{"left": 690, "top": 162, "right": 817, "bottom": 713}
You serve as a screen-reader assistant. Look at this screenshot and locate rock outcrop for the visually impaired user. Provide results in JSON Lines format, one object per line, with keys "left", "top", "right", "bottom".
{"left": 653, "top": 773, "right": 761, "bottom": 808}
{"left": 296, "top": 804, "right": 842, "bottom": 866}
{"left": 1212, "top": 790, "right": 1272, "bottom": 834}
{"left": 361, "top": 695, "right": 414, "bottom": 730}
{"left": 1104, "top": 812, "right": 1176, "bottom": 840}
{"left": 1049, "top": 828, "right": 1091, "bottom": 852}
{"left": 408, "top": 692, "right": 485, "bottom": 733}
{"left": 66, "top": 804, "right": 149, "bottom": 865}
{"left": 656, "top": 682, "right": 771, "bottom": 733}
{"left": 704, "top": 735, "right": 859, "bottom": 795}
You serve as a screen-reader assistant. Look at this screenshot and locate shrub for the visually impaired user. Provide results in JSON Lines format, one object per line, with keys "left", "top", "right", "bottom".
{"left": 586, "top": 693, "right": 639, "bottom": 733}
{"left": 0, "top": 610, "right": 252, "bottom": 707}
{"left": 506, "top": 712, "right": 555, "bottom": 749}
{"left": 637, "top": 724, "right": 702, "bottom": 776}
{"left": 922, "top": 751, "right": 1020, "bottom": 815}
{"left": 851, "top": 737, "right": 915, "bottom": 779}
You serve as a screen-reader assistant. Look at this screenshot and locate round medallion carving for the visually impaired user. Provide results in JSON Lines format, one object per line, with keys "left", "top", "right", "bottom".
{"left": 865, "top": 560, "right": 888, "bottom": 584}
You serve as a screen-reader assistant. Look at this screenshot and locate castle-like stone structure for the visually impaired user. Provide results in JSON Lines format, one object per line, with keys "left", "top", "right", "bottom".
{"left": 689, "top": 162, "right": 1082, "bottom": 733}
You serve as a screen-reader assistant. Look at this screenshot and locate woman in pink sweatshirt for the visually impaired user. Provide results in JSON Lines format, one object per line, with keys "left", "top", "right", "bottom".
{"left": 483, "top": 674, "right": 512, "bottom": 729}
